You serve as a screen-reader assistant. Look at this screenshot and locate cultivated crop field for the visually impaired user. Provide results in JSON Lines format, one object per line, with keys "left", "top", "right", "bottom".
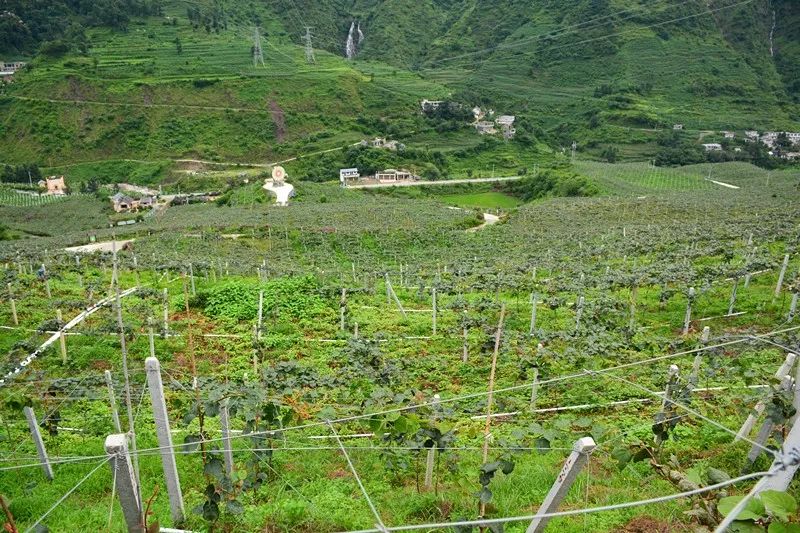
{"left": 0, "top": 162, "right": 798, "bottom": 532}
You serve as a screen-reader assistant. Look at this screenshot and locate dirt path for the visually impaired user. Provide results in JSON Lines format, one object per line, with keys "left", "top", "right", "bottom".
{"left": 349, "top": 176, "right": 523, "bottom": 189}
{"left": 65, "top": 240, "right": 134, "bottom": 253}
{"left": 467, "top": 213, "right": 500, "bottom": 232}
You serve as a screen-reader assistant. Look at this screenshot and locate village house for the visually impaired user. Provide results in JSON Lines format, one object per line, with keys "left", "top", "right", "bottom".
{"left": 723, "top": 131, "right": 735, "bottom": 139}
{"left": 361, "top": 137, "right": 405, "bottom": 151}
{"left": 496, "top": 115, "right": 516, "bottom": 139}
{"left": 37, "top": 176, "right": 67, "bottom": 195}
{"left": 0, "top": 61, "right": 26, "bottom": 82}
{"left": 420, "top": 99, "right": 444, "bottom": 113}
{"left": 475, "top": 121, "right": 496, "bottom": 135}
{"left": 760, "top": 132, "right": 800, "bottom": 148}
{"left": 702, "top": 143, "right": 723, "bottom": 152}
{"left": 375, "top": 169, "right": 417, "bottom": 182}
{"left": 744, "top": 131, "right": 759, "bottom": 142}
{"left": 472, "top": 107, "right": 485, "bottom": 121}
{"left": 111, "top": 193, "right": 135, "bottom": 212}
{"left": 673, "top": 124, "right": 684, "bottom": 130}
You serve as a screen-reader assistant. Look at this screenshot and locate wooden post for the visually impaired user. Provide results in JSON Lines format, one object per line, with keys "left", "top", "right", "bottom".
{"left": 529, "top": 293, "right": 538, "bottom": 336}
{"left": 104, "top": 370, "right": 122, "bottom": 433}
{"left": 8, "top": 284, "right": 18, "bottom": 326}
{"left": 736, "top": 353, "right": 797, "bottom": 441}
{"left": 145, "top": 357, "right": 185, "bottom": 525}
{"left": 526, "top": 437, "right": 596, "bottom": 533}
{"left": 423, "top": 394, "right": 440, "bottom": 490}
{"left": 728, "top": 278, "right": 739, "bottom": 316}
{"left": 480, "top": 305, "right": 506, "bottom": 519}
{"left": 105, "top": 434, "right": 143, "bottom": 532}
{"left": 56, "top": 309, "right": 67, "bottom": 364}
{"left": 257, "top": 290, "right": 264, "bottom": 340}
{"left": 162, "top": 288, "right": 169, "bottom": 337}
{"left": 431, "top": 288, "right": 437, "bottom": 336}
{"left": 220, "top": 399, "right": 234, "bottom": 477}
{"left": 775, "top": 254, "right": 790, "bottom": 298}
{"left": 746, "top": 375, "right": 794, "bottom": 466}
{"left": 682, "top": 287, "right": 695, "bottom": 335}
{"left": 23, "top": 406, "right": 53, "bottom": 480}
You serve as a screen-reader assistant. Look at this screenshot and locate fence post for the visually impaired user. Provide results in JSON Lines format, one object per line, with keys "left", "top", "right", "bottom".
{"left": 432, "top": 288, "right": 437, "bottom": 336}
{"left": 775, "top": 254, "right": 790, "bottom": 298}
{"left": 7, "top": 284, "right": 17, "bottom": 326}
{"left": 147, "top": 318, "right": 156, "bottom": 359}
{"left": 340, "top": 288, "right": 346, "bottom": 331}
{"left": 529, "top": 293, "right": 538, "bottom": 336}
{"left": 526, "top": 437, "right": 596, "bottom": 533}
{"left": 220, "top": 399, "right": 234, "bottom": 477}
{"left": 629, "top": 285, "right": 638, "bottom": 329}
{"left": 789, "top": 292, "right": 798, "bottom": 322}
{"left": 23, "top": 406, "right": 53, "bottom": 480}
{"left": 105, "top": 370, "right": 123, "bottom": 433}
{"left": 56, "top": 309, "right": 67, "bottom": 364}
{"left": 105, "top": 434, "right": 143, "bottom": 532}
{"left": 144, "top": 357, "right": 185, "bottom": 525}
{"left": 736, "top": 353, "right": 797, "bottom": 441}
{"left": 423, "top": 394, "right": 440, "bottom": 490}
{"left": 682, "top": 287, "right": 695, "bottom": 335}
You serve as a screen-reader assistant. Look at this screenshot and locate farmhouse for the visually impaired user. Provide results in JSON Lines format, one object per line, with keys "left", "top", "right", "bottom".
{"left": 496, "top": 115, "right": 516, "bottom": 139}
{"left": 744, "top": 130, "right": 759, "bottom": 142}
{"left": 375, "top": 169, "right": 417, "bottom": 182}
{"left": 361, "top": 137, "right": 405, "bottom": 151}
{"left": 38, "top": 176, "right": 67, "bottom": 195}
{"left": 702, "top": 143, "right": 723, "bottom": 152}
{"left": 0, "top": 61, "right": 25, "bottom": 82}
{"left": 760, "top": 131, "right": 800, "bottom": 148}
{"left": 723, "top": 131, "right": 735, "bottom": 139}
{"left": 475, "top": 121, "right": 496, "bottom": 135}
{"left": 111, "top": 193, "right": 135, "bottom": 212}
{"left": 420, "top": 99, "right": 444, "bottom": 113}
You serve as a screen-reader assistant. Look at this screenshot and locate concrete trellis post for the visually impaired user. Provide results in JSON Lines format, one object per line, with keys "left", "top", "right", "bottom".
{"left": 56, "top": 309, "right": 67, "bottom": 364}
{"left": 189, "top": 264, "right": 196, "bottom": 296}
{"left": 162, "top": 288, "right": 169, "bottom": 337}
{"left": 354, "top": 322, "right": 359, "bottom": 338}
{"left": 431, "top": 288, "right": 437, "bottom": 336}
{"left": 575, "top": 296, "right": 584, "bottom": 330}
{"left": 105, "top": 434, "right": 143, "bottom": 532}
{"left": 682, "top": 287, "right": 696, "bottom": 335}
{"left": 728, "top": 278, "right": 739, "bottom": 316}
{"left": 775, "top": 254, "right": 790, "bottom": 298}
{"left": 23, "top": 406, "right": 53, "bottom": 480}
{"left": 423, "top": 394, "right": 440, "bottom": 490}
{"left": 220, "top": 399, "right": 234, "bottom": 477}
{"left": 384, "top": 274, "right": 407, "bottom": 318}
{"left": 105, "top": 370, "right": 123, "bottom": 433}
{"left": 789, "top": 292, "right": 798, "bottom": 322}
{"left": 8, "top": 284, "right": 18, "bottom": 326}
{"left": 655, "top": 365, "right": 680, "bottom": 446}
{"left": 147, "top": 318, "right": 156, "bottom": 359}
{"left": 526, "top": 437, "right": 596, "bottom": 533}
{"left": 701, "top": 325, "right": 711, "bottom": 344}
{"left": 736, "top": 352, "right": 797, "bottom": 441}
{"left": 340, "top": 289, "right": 346, "bottom": 331}
{"left": 144, "top": 357, "right": 185, "bottom": 525}
{"left": 746, "top": 375, "right": 794, "bottom": 466}
{"left": 529, "top": 293, "right": 538, "bottom": 336}
{"left": 629, "top": 285, "right": 638, "bottom": 329}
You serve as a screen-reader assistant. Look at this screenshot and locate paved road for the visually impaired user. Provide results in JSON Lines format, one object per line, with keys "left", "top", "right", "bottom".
{"left": 348, "top": 176, "right": 524, "bottom": 189}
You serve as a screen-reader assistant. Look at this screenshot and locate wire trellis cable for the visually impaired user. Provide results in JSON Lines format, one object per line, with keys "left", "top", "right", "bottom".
{"left": 23, "top": 457, "right": 109, "bottom": 533}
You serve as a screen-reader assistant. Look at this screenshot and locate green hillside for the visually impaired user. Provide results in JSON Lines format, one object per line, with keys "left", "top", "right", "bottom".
{"left": 0, "top": 0, "right": 798, "bottom": 180}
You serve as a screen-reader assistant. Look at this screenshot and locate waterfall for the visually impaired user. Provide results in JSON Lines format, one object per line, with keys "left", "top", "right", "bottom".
{"left": 345, "top": 21, "right": 357, "bottom": 59}
{"left": 357, "top": 23, "right": 365, "bottom": 45}
{"left": 769, "top": 8, "right": 776, "bottom": 57}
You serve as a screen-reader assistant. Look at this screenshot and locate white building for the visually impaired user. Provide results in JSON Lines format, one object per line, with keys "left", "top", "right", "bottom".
{"left": 673, "top": 124, "right": 684, "bottom": 130}
{"left": 702, "top": 143, "right": 723, "bottom": 152}
{"left": 375, "top": 169, "right": 416, "bottom": 182}
{"left": 723, "top": 131, "right": 735, "bottom": 139}
{"left": 421, "top": 99, "right": 444, "bottom": 113}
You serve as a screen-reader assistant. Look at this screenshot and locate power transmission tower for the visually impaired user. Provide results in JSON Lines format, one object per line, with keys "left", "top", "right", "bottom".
{"left": 253, "top": 27, "right": 265, "bottom": 67}
{"left": 303, "top": 26, "right": 316, "bottom": 64}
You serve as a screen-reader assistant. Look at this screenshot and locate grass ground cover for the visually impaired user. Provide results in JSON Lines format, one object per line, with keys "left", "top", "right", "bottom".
{"left": 438, "top": 191, "right": 521, "bottom": 209}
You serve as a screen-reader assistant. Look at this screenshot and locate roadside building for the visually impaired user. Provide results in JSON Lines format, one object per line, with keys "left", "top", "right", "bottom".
{"left": 375, "top": 169, "right": 416, "bottom": 182}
